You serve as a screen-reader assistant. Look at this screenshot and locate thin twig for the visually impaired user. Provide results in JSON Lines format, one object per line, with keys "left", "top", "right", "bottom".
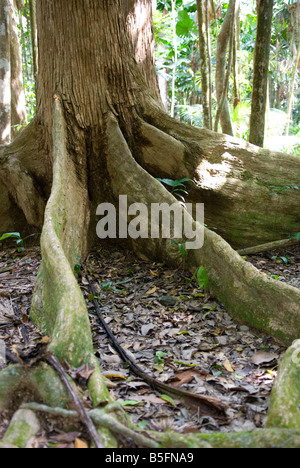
{"left": 85, "top": 274, "right": 229, "bottom": 424}
{"left": 46, "top": 355, "right": 104, "bottom": 449}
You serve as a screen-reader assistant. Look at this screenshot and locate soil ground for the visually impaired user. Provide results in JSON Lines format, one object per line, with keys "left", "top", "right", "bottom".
{"left": 0, "top": 243, "right": 298, "bottom": 447}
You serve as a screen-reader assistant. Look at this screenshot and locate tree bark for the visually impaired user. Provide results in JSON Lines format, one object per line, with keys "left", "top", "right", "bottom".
{"left": 197, "top": 0, "right": 210, "bottom": 129}
{"left": 205, "top": 0, "right": 213, "bottom": 130}
{"left": 135, "top": 115, "right": 300, "bottom": 249}
{"left": 124, "top": 0, "right": 162, "bottom": 106}
{"left": 215, "top": 0, "right": 235, "bottom": 136}
{"left": 170, "top": 0, "right": 178, "bottom": 118}
{"left": 285, "top": 37, "right": 300, "bottom": 136}
{"left": 29, "top": 0, "right": 38, "bottom": 94}
{"left": 249, "top": 0, "right": 273, "bottom": 147}
{"left": 0, "top": 0, "right": 11, "bottom": 144}
{"left": 0, "top": 0, "right": 300, "bottom": 448}
{"left": 10, "top": 0, "right": 27, "bottom": 138}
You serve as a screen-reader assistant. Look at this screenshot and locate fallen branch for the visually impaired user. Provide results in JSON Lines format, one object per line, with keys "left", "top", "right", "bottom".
{"left": 237, "top": 237, "right": 300, "bottom": 256}
{"left": 5, "top": 346, "right": 104, "bottom": 448}
{"left": 86, "top": 273, "right": 229, "bottom": 425}
{"left": 46, "top": 355, "right": 104, "bottom": 449}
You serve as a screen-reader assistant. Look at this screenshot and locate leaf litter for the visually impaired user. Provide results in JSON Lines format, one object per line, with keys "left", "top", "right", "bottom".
{"left": 0, "top": 243, "right": 298, "bottom": 446}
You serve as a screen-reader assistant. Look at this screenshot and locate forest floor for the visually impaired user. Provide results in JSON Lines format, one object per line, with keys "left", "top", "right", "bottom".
{"left": 0, "top": 242, "right": 299, "bottom": 448}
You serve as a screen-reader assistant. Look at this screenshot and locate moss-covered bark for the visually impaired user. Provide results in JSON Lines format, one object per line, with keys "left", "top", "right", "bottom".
{"left": 152, "top": 428, "right": 300, "bottom": 448}
{"left": 106, "top": 113, "right": 300, "bottom": 346}
{"left": 0, "top": 409, "right": 40, "bottom": 448}
{"left": 1, "top": 0, "right": 300, "bottom": 449}
{"left": 267, "top": 340, "right": 300, "bottom": 430}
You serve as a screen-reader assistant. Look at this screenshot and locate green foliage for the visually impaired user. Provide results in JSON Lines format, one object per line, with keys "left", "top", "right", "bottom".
{"left": 272, "top": 255, "right": 289, "bottom": 265}
{"left": 0, "top": 232, "right": 24, "bottom": 252}
{"left": 176, "top": 9, "right": 197, "bottom": 38}
{"left": 171, "top": 239, "right": 187, "bottom": 260}
{"left": 154, "top": 351, "right": 166, "bottom": 365}
{"left": 156, "top": 177, "right": 193, "bottom": 203}
{"left": 270, "top": 184, "right": 299, "bottom": 196}
{"left": 0, "top": 232, "right": 36, "bottom": 253}
{"left": 190, "top": 266, "right": 209, "bottom": 291}
{"left": 153, "top": 0, "right": 300, "bottom": 147}
{"left": 74, "top": 263, "right": 82, "bottom": 275}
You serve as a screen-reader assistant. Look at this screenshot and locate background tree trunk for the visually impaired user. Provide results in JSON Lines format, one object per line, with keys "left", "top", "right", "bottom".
{"left": 197, "top": 0, "right": 210, "bottom": 129}
{"left": 0, "top": 0, "right": 11, "bottom": 144}
{"left": 215, "top": 0, "right": 235, "bottom": 136}
{"left": 170, "top": 0, "right": 178, "bottom": 118}
{"left": 10, "top": 0, "right": 26, "bottom": 138}
{"left": 205, "top": 0, "right": 213, "bottom": 130}
{"left": 285, "top": 17, "right": 300, "bottom": 137}
{"left": 29, "top": 0, "right": 38, "bottom": 94}
{"left": 249, "top": 0, "right": 274, "bottom": 147}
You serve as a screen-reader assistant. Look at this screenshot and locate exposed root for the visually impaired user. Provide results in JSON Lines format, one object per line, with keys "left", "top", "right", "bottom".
{"left": 0, "top": 118, "right": 48, "bottom": 230}
{"left": 18, "top": 402, "right": 300, "bottom": 448}
{"left": 29, "top": 98, "right": 115, "bottom": 444}
{"left": 267, "top": 339, "right": 300, "bottom": 430}
{"left": 136, "top": 108, "right": 300, "bottom": 248}
{"left": 150, "top": 428, "right": 300, "bottom": 448}
{"left": 1, "top": 101, "right": 299, "bottom": 448}
{"left": 106, "top": 113, "right": 300, "bottom": 345}
{"left": 0, "top": 409, "right": 40, "bottom": 448}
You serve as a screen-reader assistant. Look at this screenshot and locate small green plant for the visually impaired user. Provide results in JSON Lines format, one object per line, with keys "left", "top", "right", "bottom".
{"left": 189, "top": 266, "right": 209, "bottom": 291}
{"left": 271, "top": 255, "right": 289, "bottom": 265}
{"left": 171, "top": 239, "right": 187, "bottom": 259}
{"left": 0, "top": 232, "right": 36, "bottom": 253}
{"left": 270, "top": 184, "right": 299, "bottom": 196}
{"left": 154, "top": 351, "right": 166, "bottom": 365}
{"left": 156, "top": 178, "right": 194, "bottom": 205}
{"left": 153, "top": 350, "right": 168, "bottom": 372}
{"left": 74, "top": 263, "right": 82, "bottom": 275}
{"left": 101, "top": 277, "right": 134, "bottom": 292}
{"left": 74, "top": 256, "right": 82, "bottom": 275}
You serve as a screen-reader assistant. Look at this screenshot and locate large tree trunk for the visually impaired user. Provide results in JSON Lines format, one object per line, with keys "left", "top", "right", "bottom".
{"left": 124, "top": 0, "right": 162, "bottom": 105}
{"left": 0, "top": 0, "right": 300, "bottom": 448}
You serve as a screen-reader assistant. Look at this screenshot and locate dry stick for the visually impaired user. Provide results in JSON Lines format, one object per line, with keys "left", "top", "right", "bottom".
{"left": 237, "top": 237, "right": 300, "bottom": 257}
{"left": 5, "top": 348, "right": 139, "bottom": 447}
{"left": 46, "top": 356, "right": 104, "bottom": 449}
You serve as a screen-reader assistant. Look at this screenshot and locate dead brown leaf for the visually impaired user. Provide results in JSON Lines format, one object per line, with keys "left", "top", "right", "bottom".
{"left": 74, "top": 438, "right": 89, "bottom": 449}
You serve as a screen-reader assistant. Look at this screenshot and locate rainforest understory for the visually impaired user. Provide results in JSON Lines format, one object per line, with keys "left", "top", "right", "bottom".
{"left": 0, "top": 0, "right": 300, "bottom": 449}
